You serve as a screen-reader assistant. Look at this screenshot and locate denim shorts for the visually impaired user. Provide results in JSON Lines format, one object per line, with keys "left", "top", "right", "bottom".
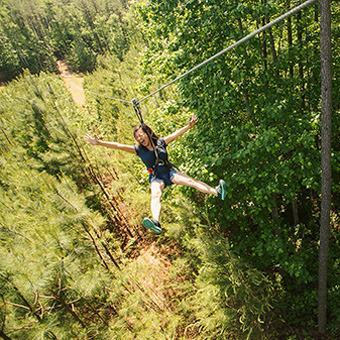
{"left": 149, "top": 169, "right": 177, "bottom": 188}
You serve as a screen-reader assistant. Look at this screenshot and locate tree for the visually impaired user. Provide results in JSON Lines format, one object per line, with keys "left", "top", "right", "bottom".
{"left": 318, "top": 0, "right": 332, "bottom": 333}
{"left": 0, "top": 0, "right": 139, "bottom": 81}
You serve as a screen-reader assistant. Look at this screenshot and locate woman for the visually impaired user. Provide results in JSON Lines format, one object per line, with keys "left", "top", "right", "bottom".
{"left": 85, "top": 115, "right": 226, "bottom": 234}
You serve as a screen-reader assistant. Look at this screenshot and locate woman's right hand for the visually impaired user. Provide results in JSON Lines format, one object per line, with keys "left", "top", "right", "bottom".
{"left": 84, "top": 133, "right": 100, "bottom": 145}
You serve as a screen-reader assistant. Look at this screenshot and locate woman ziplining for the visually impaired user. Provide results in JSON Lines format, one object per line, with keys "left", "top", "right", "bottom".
{"left": 83, "top": 0, "right": 318, "bottom": 234}
{"left": 83, "top": 0, "right": 318, "bottom": 233}
{"left": 84, "top": 114, "right": 226, "bottom": 234}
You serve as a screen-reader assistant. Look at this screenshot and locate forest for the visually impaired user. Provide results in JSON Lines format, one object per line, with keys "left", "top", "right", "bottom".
{"left": 0, "top": 0, "right": 339, "bottom": 339}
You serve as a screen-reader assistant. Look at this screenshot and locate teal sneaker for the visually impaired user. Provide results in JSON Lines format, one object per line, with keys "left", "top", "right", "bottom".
{"left": 216, "top": 179, "right": 226, "bottom": 200}
{"left": 143, "top": 218, "right": 162, "bottom": 234}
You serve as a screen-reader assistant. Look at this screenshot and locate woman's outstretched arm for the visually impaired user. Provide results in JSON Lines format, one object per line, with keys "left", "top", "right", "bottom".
{"left": 163, "top": 114, "right": 197, "bottom": 145}
{"left": 85, "top": 134, "right": 136, "bottom": 154}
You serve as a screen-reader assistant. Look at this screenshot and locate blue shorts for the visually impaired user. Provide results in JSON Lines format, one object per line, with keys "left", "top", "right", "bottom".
{"left": 149, "top": 169, "right": 177, "bottom": 188}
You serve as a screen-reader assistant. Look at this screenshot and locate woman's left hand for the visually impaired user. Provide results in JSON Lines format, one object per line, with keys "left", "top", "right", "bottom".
{"left": 188, "top": 114, "right": 197, "bottom": 128}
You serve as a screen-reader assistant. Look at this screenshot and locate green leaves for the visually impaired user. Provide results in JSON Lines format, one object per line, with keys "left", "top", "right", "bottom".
{"left": 139, "top": 0, "right": 340, "bottom": 331}
{"left": 186, "top": 232, "right": 274, "bottom": 339}
{"left": 0, "top": 0, "right": 139, "bottom": 80}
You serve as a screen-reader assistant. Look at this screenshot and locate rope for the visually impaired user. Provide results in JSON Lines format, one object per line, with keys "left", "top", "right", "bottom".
{"left": 85, "top": 89, "right": 131, "bottom": 104}
{"left": 136, "top": 0, "right": 318, "bottom": 104}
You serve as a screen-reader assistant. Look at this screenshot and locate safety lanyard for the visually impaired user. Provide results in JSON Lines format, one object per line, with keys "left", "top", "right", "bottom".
{"left": 132, "top": 99, "right": 160, "bottom": 173}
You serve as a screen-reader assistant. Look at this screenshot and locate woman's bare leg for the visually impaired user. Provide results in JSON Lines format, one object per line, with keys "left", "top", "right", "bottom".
{"left": 150, "top": 180, "right": 165, "bottom": 222}
{"left": 171, "top": 172, "right": 218, "bottom": 196}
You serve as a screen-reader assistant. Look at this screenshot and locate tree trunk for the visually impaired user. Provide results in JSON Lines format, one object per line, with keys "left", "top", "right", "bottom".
{"left": 286, "top": 0, "right": 294, "bottom": 78}
{"left": 237, "top": 18, "right": 258, "bottom": 127}
{"left": 318, "top": 0, "right": 332, "bottom": 333}
{"left": 292, "top": 198, "right": 299, "bottom": 226}
{"left": 296, "top": 12, "right": 306, "bottom": 110}
{"left": 54, "top": 294, "right": 87, "bottom": 328}
{"left": 0, "top": 330, "right": 13, "bottom": 340}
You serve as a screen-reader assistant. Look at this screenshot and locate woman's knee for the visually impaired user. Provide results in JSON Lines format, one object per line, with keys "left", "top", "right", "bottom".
{"left": 151, "top": 190, "right": 162, "bottom": 200}
{"left": 151, "top": 181, "right": 164, "bottom": 200}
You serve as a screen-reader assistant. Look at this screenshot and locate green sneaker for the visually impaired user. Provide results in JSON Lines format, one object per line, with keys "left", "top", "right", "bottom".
{"left": 216, "top": 179, "right": 226, "bottom": 200}
{"left": 143, "top": 218, "right": 162, "bottom": 234}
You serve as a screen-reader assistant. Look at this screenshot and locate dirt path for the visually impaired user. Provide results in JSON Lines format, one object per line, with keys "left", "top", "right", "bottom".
{"left": 57, "top": 60, "right": 86, "bottom": 107}
{"left": 1, "top": 62, "right": 86, "bottom": 106}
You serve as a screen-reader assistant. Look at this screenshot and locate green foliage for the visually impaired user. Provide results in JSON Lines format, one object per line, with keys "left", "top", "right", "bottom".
{"left": 1, "top": 1, "right": 340, "bottom": 338}
{"left": 69, "top": 37, "right": 97, "bottom": 73}
{"left": 184, "top": 231, "right": 274, "bottom": 340}
{"left": 0, "top": 71, "right": 87, "bottom": 182}
{"left": 0, "top": 0, "right": 140, "bottom": 82}
{"left": 0, "top": 58, "right": 200, "bottom": 339}
{"left": 138, "top": 0, "right": 340, "bottom": 332}
{"left": 0, "top": 71, "right": 168, "bottom": 339}
{"left": 0, "top": 165, "right": 114, "bottom": 338}
{"left": 1, "top": 65, "right": 277, "bottom": 339}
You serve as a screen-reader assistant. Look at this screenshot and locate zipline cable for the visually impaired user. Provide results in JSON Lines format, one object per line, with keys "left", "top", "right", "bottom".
{"left": 87, "top": 0, "right": 317, "bottom": 106}
{"left": 85, "top": 90, "right": 131, "bottom": 104}
{"left": 136, "top": 0, "right": 318, "bottom": 104}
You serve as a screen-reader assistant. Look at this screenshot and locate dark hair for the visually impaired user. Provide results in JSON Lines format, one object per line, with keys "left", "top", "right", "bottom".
{"left": 133, "top": 124, "right": 159, "bottom": 146}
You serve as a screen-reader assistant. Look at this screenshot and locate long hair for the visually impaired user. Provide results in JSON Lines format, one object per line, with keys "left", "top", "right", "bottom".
{"left": 133, "top": 124, "right": 159, "bottom": 147}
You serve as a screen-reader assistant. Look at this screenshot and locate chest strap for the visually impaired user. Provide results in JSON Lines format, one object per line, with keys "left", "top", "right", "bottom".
{"left": 148, "top": 161, "right": 178, "bottom": 176}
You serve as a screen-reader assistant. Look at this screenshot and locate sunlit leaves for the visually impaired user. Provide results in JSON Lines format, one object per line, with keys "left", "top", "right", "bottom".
{"left": 139, "top": 0, "right": 340, "bottom": 328}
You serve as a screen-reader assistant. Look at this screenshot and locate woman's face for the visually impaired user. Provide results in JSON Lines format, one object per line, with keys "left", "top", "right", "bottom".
{"left": 134, "top": 128, "right": 150, "bottom": 147}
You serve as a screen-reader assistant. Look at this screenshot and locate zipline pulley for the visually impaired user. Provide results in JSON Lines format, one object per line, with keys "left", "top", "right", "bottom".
{"left": 132, "top": 98, "right": 143, "bottom": 125}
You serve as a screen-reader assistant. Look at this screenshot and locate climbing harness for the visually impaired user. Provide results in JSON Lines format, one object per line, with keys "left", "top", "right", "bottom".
{"left": 132, "top": 98, "right": 161, "bottom": 177}
{"left": 132, "top": 98, "right": 178, "bottom": 179}
{"left": 128, "top": 0, "right": 318, "bottom": 179}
